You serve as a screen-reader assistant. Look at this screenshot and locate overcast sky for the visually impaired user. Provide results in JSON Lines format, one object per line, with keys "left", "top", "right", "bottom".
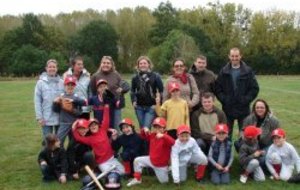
{"left": 0, "top": 0, "right": 299, "bottom": 16}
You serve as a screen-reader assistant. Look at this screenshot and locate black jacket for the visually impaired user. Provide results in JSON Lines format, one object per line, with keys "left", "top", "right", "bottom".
{"left": 215, "top": 62, "right": 259, "bottom": 118}
{"left": 38, "top": 147, "right": 68, "bottom": 176}
{"left": 131, "top": 71, "right": 164, "bottom": 106}
{"left": 112, "top": 132, "right": 145, "bottom": 161}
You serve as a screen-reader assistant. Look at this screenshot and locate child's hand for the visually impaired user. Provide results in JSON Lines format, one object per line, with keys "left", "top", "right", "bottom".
{"left": 143, "top": 127, "right": 150, "bottom": 134}
{"left": 109, "top": 129, "right": 118, "bottom": 136}
{"left": 253, "top": 150, "right": 262, "bottom": 157}
{"left": 54, "top": 97, "right": 61, "bottom": 103}
{"left": 156, "top": 133, "right": 164, "bottom": 138}
{"left": 274, "top": 174, "right": 280, "bottom": 180}
{"left": 259, "top": 150, "right": 265, "bottom": 155}
{"left": 215, "top": 163, "right": 224, "bottom": 171}
{"left": 40, "top": 161, "right": 47, "bottom": 166}
{"left": 59, "top": 175, "right": 67, "bottom": 184}
{"left": 72, "top": 173, "right": 79, "bottom": 180}
{"left": 72, "top": 120, "right": 78, "bottom": 130}
{"left": 132, "top": 101, "right": 137, "bottom": 108}
{"left": 111, "top": 130, "right": 118, "bottom": 140}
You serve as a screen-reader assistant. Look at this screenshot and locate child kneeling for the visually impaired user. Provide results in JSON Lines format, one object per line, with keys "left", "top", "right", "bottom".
{"left": 171, "top": 125, "right": 207, "bottom": 185}
{"left": 38, "top": 134, "right": 67, "bottom": 183}
{"left": 266, "top": 128, "right": 300, "bottom": 181}
{"left": 127, "top": 117, "right": 175, "bottom": 187}
{"left": 208, "top": 124, "right": 233, "bottom": 184}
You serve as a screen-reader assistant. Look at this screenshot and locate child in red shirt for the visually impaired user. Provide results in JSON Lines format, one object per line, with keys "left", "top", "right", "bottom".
{"left": 127, "top": 117, "right": 175, "bottom": 187}
{"left": 72, "top": 104, "right": 124, "bottom": 175}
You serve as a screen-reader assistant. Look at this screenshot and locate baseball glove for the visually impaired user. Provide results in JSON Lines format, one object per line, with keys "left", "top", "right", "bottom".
{"left": 61, "top": 98, "right": 74, "bottom": 113}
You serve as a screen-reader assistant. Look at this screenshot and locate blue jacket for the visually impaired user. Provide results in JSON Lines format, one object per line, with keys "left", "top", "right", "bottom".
{"left": 34, "top": 72, "right": 64, "bottom": 126}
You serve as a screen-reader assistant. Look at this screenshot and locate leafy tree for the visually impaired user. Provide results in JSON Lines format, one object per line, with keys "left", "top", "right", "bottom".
{"left": 68, "top": 20, "right": 118, "bottom": 67}
{"left": 9, "top": 45, "right": 48, "bottom": 76}
{"left": 149, "top": 30, "right": 199, "bottom": 73}
{"left": 149, "top": 1, "right": 180, "bottom": 45}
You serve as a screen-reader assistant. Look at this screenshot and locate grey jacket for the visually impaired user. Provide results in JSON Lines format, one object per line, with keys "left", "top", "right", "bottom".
{"left": 34, "top": 72, "right": 64, "bottom": 126}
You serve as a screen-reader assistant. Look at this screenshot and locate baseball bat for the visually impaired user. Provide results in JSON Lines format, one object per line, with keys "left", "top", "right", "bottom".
{"left": 84, "top": 165, "right": 104, "bottom": 190}
{"left": 83, "top": 165, "right": 117, "bottom": 188}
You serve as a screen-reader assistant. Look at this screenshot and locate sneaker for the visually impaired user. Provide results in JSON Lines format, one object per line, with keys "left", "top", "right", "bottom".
{"left": 240, "top": 175, "right": 248, "bottom": 183}
{"left": 127, "top": 178, "right": 142, "bottom": 187}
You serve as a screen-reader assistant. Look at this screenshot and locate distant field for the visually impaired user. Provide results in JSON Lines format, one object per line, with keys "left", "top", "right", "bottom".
{"left": 0, "top": 75, "right": 300, "bottom": 190}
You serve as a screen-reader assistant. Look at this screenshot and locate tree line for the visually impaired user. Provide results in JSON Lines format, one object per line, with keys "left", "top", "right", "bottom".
{"left": 0, "top": 1, "right": 299, "bottom": 76}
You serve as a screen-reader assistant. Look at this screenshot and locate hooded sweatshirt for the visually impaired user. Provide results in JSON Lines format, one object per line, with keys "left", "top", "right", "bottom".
{"left": 34, "top": 72, "right": 64, "bottom": 126}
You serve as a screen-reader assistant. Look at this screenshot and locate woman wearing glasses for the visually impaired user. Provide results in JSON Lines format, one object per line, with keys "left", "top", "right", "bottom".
{"left": 162, "top": 58, "right": 200, "bottom": 112}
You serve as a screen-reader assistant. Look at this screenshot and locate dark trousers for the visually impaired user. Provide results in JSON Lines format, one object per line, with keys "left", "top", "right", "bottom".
{"left": 227, "top": 115, "right": 247, "bottom": 141}
{"left": 40, "top": 164, "right": 58, "bottom": 181}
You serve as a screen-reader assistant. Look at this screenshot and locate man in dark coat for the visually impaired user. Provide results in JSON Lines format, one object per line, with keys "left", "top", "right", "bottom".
{"left": 215, "top": 47, "right": 259, "bottom": 140}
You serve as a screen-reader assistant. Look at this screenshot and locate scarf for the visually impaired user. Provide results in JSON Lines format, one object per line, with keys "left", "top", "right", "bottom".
{"left": 173, "top": 72, "right": 188, "bottom": 84}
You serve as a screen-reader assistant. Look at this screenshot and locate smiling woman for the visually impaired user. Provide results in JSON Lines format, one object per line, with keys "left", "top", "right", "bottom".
{"left": 34, "top": 59, "right": 64, "bottom": 141}
{"left": 162, "top": 58, "right": 200, "bottom": 112}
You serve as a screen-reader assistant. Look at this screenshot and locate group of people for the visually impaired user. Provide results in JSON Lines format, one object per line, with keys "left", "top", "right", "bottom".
{"left": 34, "top": 48, "right": 300, "bottom": 189}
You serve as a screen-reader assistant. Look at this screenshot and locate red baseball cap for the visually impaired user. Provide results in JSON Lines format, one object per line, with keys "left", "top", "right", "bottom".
{"left": 76, "top": 119, "right": 90, "bottom": 129}
{"left": 244, "top": 125, "right": 261, "bottom": 139}
{"left": 271, "top": 128, "right": 285, "bottom": 138}
{"left": 152, "top": 117, "right": 167, "bottom": 128}
{"left": 96, "top": 79, "right": 108, "bottom": 87}
{"left": 64, "top": 76, "right": 76, "bottom": 85}
{"left": 119, "top": 118, "right": 134, "bottom": 129}
{"left": 215, "top": 123, "right": 229, "bottom": 134}
{"left": 177, "top": 125, "right": 191, "bottom": 135}
{"left": 168, "top": 82, "right": 180, "bottom": 93}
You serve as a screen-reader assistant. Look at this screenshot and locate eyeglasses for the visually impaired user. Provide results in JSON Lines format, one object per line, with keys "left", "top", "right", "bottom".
{"left": 174, "top": 65, "right": 184, "bottom": 68}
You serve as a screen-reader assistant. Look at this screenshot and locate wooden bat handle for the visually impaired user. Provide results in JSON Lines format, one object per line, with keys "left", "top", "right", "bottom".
{"left": 84, "top": 165, "right": 104, "bottom": 190}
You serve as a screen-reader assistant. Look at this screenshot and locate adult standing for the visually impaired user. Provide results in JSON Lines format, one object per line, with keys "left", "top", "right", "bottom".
{"left": 63, "top": 56, "right": 91, "bottom": 119}
{"left": 215, "top": 47, "right": 259, "bottom": 140}
{"left": 34, "top": 59, "right": 64, "bottom": 139}
{"left": 163, "top": 58, "right": 199, "bottom": 112}
{"left": 131, "top": 56, "right": 164, "bottom": 129}
{"left": 90, "top": 56, "right": 130, "bottom": 129}
{"left": 189, "top": 55, "right": 216, "bottom": 110}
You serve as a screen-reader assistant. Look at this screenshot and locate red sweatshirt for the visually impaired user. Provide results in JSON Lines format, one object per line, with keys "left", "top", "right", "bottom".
{"left": 140, "top": 129, "right": 175, "bottom": 167}
{"left": 72, "top": 105, "right": 114, "bottom": 164}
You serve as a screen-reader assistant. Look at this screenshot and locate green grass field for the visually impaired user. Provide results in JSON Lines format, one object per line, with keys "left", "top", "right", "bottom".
{"left": 0, "top": 76, "right": 300, "bottom": 190}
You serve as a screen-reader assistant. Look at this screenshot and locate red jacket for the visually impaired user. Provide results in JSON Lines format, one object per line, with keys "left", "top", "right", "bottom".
{"left": 140, "top": 129, "right": 175, "bottom": 167}
{"left": 73, "top": 106, "right": 114, "bottom": 164}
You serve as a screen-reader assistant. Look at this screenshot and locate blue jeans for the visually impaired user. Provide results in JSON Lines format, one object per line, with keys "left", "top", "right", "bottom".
{"left": 113, "top": 108, "right": 122, "bottom": 130}
{"left": 42, "top": 125, "right": 59, "bottom": 138}
{"left": 135, "top": 105, "right": 156, "bottom": 129}
{"left": 211, "top": 169, "right": 230, "bottom": 184}
{"left": 57, "top": 123, "right": 72, "bottom": 147}
{"left": 41, "top": 125, "right": 59, "bottom": 146}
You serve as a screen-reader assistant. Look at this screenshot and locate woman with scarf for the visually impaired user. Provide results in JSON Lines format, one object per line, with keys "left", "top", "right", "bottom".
{"left": 163, "top": 58, "right": 200, "bottom": 112}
